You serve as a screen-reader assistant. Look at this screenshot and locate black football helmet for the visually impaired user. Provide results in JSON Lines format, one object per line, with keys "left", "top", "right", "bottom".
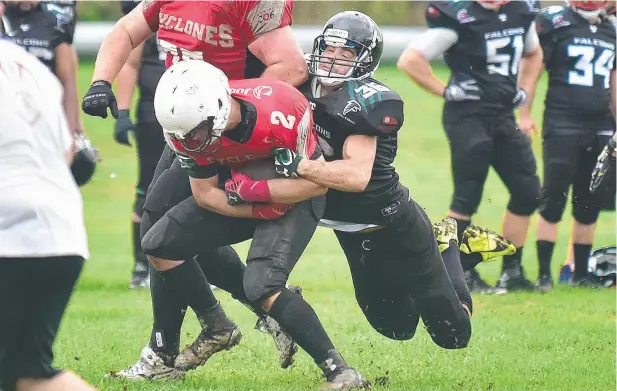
{"left": 588, "top": 246, "right": 616, "bottom": 287}
{"left": 71, "top": 132, "right": 98, "bottom": 187}
{"left": 308, "top": 11, "right": 383, "bottom": 87}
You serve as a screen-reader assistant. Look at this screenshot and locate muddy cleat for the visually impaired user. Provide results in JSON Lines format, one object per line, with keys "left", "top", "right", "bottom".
{"left": 255, "top": 285, "right": 302, "bottom": 369}
{"left": 496, "top": 266, "right": 535, "bottom": 292}
{"left": 319, "top": 350, "right": 370, "bottom": 391}
{"left": 465, "top": 269, "right": 507, "bottom": 295}
{"left": 432, "top": 217, "right": 459, "bottom": 252}
{"left": 571, "top": 275, "right": 605, "bottom": 289}
{"left": 460, "top": 225, "right": 516, "bottom": 262}
{"left": 175, "top": 326, "right": 242, "bottom": 371}
{"left": 535, "top": 274, "right": 554, "bottom": 293}
{"left": 109, "top": 346, "right": 184, "bottom": 381}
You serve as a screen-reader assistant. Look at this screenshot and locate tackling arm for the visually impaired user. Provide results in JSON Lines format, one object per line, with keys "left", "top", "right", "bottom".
{"left": 91, "top": 3, "right": 153, "bottom": 84}
{"left": 297, "top": 135, "right": 377, "bottom": 192}
{"left": 190, "top": 175, "right": 256, "bottom": 218}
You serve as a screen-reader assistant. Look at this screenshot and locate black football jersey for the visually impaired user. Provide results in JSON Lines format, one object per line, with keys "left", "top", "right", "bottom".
{"left": 299, "top": 76, "right": 406, "bottom": 225}
{"left": 426, "top": 1, "right": 538, "bottom": 111}
{"left": 537, "top": 6, "right": 616, "bottom": 135}
{"left": 3, "top": 4, "right": 71, "bottom": 75}
{"left": 41, "top": 1, "right": 77, "bottom": 44}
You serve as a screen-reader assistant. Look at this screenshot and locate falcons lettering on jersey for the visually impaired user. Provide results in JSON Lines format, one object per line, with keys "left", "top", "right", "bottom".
{"left": 142, "top": 0, "right": 293, "bottom": 79}
{"left": 167, "top": 79, "right": 318, "bottom": 172}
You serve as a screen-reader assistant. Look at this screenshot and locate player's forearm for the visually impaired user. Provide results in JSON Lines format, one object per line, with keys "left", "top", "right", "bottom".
{"left": 397, "top": 50, "right": 445, "bottom": 98}
{"left": 115, "top": 44, "right": 143, "bottom": 110}
{"left": 92, "top": 24, "right": 138, "bottom": 84}
{"left": 266, "top": 178, "right": 327, "bottom": 203}
{"left": 297, "top": 158, "right": 370, "bottom": 193}
{"left": 63, "top": 79, "right": 79, "bottom": 134}
{"left": 194, "top": 187, "right": 254, "bottom": 218}
{"left": 518, "top": 48, "right": 544, "bottom": 114}
{"left": 261, "top": 60, "right": 308, "bottom": 88}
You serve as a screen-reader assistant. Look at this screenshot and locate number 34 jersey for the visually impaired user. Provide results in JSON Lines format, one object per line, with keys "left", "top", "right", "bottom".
{"left": 537, "top": 6, "right": 616, "bottom": 135}
{"left": 426, "top": 1, "right": 538, "bottom": 110}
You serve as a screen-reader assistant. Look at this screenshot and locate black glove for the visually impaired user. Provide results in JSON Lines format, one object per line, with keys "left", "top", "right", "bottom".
{"left": 590, "top": 136, "right": 617, "bottom": 194}
{"left": 443, "top": 79, "right": 482, "bottom": 102}
{"left": 513, "top": 88, "right": 528, "bottom": 109}
{"left": 114, "top": 109, "right": 135, "bottom": 146}
{"left": 81, "top": 80, "right": 118, "bottom": 119}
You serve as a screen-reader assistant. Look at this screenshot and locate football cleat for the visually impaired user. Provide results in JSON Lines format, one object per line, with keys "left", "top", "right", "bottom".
{"left": 495, "top": 266, "right": 535, "bottom": 292}
{"left": 254, "top": 285, "right": 302, "bottom": 369}
{"left": 109, "top": 346, "right": 184, "bottom": 381}
{"left": 129, "top": 262, "right": 150, "bottom": 289}
{"left": 535, "top": 274, "right": 554, "bottom": 293}
{"left": 460, "top": 225, "right": 516, "bottom": 262}
{"left": 432, "top": 217, "right": 459, "bottom": 252}
{"left": 174, "top": 325, "right": 242, "bottom": 371}
{"left": 464, "top": 269, "right": 507, "bottom": 295}
{"left": 318, "top": 350, "right": 370, "bottom": 390}
{"left": 571, "top": 275, "right": 606, "bottom": 289}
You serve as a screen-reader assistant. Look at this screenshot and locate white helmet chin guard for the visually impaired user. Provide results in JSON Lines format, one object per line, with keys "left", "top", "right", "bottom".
{"left": 154, "top": 60, "right": 231, "bottom": 152}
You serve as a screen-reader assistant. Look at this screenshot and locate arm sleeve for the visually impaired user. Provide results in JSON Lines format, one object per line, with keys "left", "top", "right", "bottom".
{"left": 406, "top": 28, "right": 459, "bottom": 61}
{"left": 174, "top": 153, "right": 220, "bottom": 179}
{"left": 236, "top": 0, "right": 293, "bottom": 44}
{"left": 356, "top": 100, "right": 405, "bottom": 137}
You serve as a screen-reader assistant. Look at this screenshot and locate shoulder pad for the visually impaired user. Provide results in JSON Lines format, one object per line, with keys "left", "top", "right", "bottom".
{"left": 344, "top": 79, "right": 404, "bottom": 136}
{"left": 537, "top": 5, "right": 572, "bottom": 34}
{"left": 425, "top": 1, "right": 473, "bottom": 30}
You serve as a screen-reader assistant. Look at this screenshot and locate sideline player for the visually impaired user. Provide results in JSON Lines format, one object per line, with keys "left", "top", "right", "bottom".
{"left": 0, "top": 25, "right": 96, "bottom": 391}
{"left": 81, "top": 0, "right": 309, "bottom": 379}
{"left": 270, "top": 11, "right": 514, "bottom": 352}
{"left": 138, "top": 60, "right": 369, "bottom": 389}
{"left": 398, "top": 0, "right": 543, "bottom": 292}
{"left": 518, "top": 0, "right": 616, "bottom": 290}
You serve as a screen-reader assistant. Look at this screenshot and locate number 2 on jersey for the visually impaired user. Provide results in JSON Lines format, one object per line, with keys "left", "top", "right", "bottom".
{"left": 271, "top": 111, "right": 296, "bottom": 129}
{"left": 486, "top": 35, "right": 524, "bottom": 77}
{"left": 567, "top": 45, "right": 614, "bottom": 88}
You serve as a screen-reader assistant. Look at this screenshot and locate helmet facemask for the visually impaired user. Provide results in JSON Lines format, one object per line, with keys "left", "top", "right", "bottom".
{"left": 309, "top": 29, "right": 379, "bottom": 87}
{"left": 170, "top": 116, "right": 222, "bottom": 155}
{"left": 569, "top": 0, "right": 611, "bottom": 22}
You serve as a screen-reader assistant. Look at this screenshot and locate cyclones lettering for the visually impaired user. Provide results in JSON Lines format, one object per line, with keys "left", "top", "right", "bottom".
{"left": 159, "top": 12, "right": 234, "bottom": 47}
{"left": 206, "top": 154, "right": 268, "bottom": 165}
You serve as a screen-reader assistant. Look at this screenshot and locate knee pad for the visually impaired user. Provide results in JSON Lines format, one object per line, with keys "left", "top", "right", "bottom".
{"left": 243, "top": 260, "right": 287, "bottom": 303}
{"left": 140, "top": 214, "right": 188, "bottom": 260}
{"left": 507, "top": 174, "right": 541, "bottom": 216}
{"left": 572, "top": 203, "right": 601, "bottom": 225}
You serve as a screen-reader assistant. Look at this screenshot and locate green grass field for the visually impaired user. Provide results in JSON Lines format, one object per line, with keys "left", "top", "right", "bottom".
{"left": 58, "top": 63, "right": 616, "bottom": 391}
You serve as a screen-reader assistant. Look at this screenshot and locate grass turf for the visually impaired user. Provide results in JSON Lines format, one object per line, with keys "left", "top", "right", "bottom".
{"left": 55, "top": 63, "right": 616, "bottom": 391}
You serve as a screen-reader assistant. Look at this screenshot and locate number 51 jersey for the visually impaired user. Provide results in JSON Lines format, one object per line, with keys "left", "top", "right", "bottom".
{"left": 426, "top": 1, "right": 538, "bottom": 110}
{"left": 537, "top": 6, "right": 616, "bottom": 135}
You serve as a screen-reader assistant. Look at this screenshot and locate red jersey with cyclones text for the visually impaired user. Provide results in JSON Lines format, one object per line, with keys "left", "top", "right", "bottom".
{"left": 142, "top": 0, "right": 293, "bottom": 79}
{"left": 166, "top": 78, "right": 318, "bottom": 177}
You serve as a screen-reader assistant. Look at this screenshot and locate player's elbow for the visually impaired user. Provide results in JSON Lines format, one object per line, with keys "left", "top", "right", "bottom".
{"left": 397, "top": 49, "right": 425, "bottom": 77}
{"left": 349, "top": 169, "right": 371, "bottom": 192}
{"left": 285, "top": 57, "right": 308, "bottom": 86}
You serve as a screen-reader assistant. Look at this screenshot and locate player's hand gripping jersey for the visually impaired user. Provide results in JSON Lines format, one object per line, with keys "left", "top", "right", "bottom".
{"left": 536, "top": 5, "right": 616, "bottom": 134}
{"left": 142, "top": 0, "right": 293, "bottom": 79}
{"left": 166, "top": 78, "right": 318, "bottom": 178}
{"left": 426, "top": 1, "right": 538, "bottom": 108}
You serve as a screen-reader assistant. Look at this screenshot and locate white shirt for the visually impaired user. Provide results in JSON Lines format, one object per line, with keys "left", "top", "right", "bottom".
{"left": 0, "top": 39, "right": 89, "bottom": 259}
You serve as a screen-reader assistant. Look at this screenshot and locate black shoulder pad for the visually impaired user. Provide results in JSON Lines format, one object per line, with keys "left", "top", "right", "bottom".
{"left": 425, "top": 2, "right": 467, "bottom": 30}
{"left": 363, "top": 99, "right": 404, "bottom": 136}
{"left": 536, "top": 5, "right": 571, "bottom": 36}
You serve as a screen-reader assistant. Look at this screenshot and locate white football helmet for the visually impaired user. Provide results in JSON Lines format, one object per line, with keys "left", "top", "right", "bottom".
{"left": 154, "top": 60, "right": 231, "bottom": 152}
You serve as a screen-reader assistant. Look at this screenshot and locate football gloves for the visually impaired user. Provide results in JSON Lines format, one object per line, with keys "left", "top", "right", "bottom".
{"left": 114, "top": 109, "right": 135, "bottom": 146}
{"left": 590, "top": 136, "right": 616, "bottom": 194}
{"left": 82, "top": 80, "right": 118, "bottom": 119}
{"left": 225, "top": 172, "right": 271, "bottom": 205}
{"left": 443, "top": 79, "right": 481, "bottom": 102}
{"left": 274, "top": 147, "right": 302, "bottom": 178}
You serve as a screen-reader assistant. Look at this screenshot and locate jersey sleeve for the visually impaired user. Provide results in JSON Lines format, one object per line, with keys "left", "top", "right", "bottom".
{"left": 425, "top": 2, "right": 460, "bottom": 31}
{"left": 43, "top": 3, "right": 76, "bottom": 44}
{"left": 164, "top": 137, "right": 220, "bottom": 179}
{"left": 142, "top": 0, "right": 166, "bottom": 32}
{"left": 359, "top": 100, "right": 404, "bottom": 137}
{"left": 236, "top": 0, "right": 293, "bottom": 45}
{"left": 535, "top": 9, "right": 558, "bottom": 65}
{"left": 49, "top": 18, "right": 71, "bottom": 49}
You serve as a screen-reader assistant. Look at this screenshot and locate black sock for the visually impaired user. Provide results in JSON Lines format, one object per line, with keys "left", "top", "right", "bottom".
{"left": 149, "top": 267, "right": 187, "bottom": 357}
{"left": 454, "top": 218, "right": 471, "bottom": 243}
{"left": 133, "top": 221, "right": 148, "bottom": 274}
{"left": 269, "top": 289, "right": 336, "bottom": 364}
{"left": 573, "top": 244, "right": 592, "bottom": 280}
{"left": 536, "top": 241, "right": 555, "bottom": 277}
{"left": 159, "top": 258, "right": 221, "bottom": 328}
{"left": 503, "top": 247, "right": 523, "bottom": 270}
{"left": 441, "top": 243, "right": 473, "bottom": 314}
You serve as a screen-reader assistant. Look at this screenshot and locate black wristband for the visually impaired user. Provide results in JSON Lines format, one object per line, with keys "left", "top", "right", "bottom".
{"left": 91, "top": 80, "right": 111, "bottom": 88}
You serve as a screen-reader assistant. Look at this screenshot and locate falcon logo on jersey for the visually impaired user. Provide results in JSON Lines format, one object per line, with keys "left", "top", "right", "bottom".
{"left": 551, "top": 15, "right": 570, "bottom": 28}
{"left": 456, "top": 9, "right": 476, "bottom": 24}
{"left": 343, "top": 100, "right": 362, "bottom": 116}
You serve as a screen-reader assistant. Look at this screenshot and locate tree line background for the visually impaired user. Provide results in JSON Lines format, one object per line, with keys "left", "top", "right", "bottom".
{"left": 77, "top": 1, "right": 430, "bottom": 25}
